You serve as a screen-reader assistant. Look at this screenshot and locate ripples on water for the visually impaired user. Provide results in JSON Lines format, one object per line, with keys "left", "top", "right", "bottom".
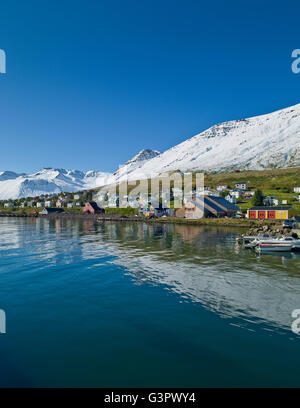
{"left": 0, "top": 217, "right": 300, "bottom": 387}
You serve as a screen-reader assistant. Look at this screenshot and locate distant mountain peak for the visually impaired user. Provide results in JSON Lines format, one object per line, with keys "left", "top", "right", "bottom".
{"left": 129, "top": 148, "right": 160, "bottom": 161}
{"left": 0, "top": 171, "right": 25, "bottom": 181}
{"left": 113, "top": 149, "right": 160, "bottom": 181}
{"left": 120, "top": 149, "right": 160, "bottom": 167}
{"left": 0, "top": 168, "right": 113, "bottom": 200}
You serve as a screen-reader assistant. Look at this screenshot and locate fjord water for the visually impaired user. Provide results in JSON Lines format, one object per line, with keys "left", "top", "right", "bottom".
{"left": 0, "top": 217, "right": 300, "bottom": 387}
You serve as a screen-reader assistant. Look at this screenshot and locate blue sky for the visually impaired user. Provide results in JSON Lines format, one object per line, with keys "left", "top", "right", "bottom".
{"left": 0, "top": 0, "right": 300, "bottom": 173}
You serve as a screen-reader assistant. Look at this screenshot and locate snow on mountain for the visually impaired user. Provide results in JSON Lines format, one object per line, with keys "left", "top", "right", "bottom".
{"left": 2, "top": 103, "right": 300, "bottom": 199}
{"left": 0, "top": 168, "right": 113, "bottom": 199}
{"left": 113, "top": 149, "right": 160, "bottom": 182}
{"left": 0, "top": 150, "right": 158, "bottom": 199}
{"left": 125, "top": 103, "right": 300, "bottom": 181}
{"left": 0, "top": 171, "right": 25, "bottom": 181}
{"left": 83, "top": 170, "right": 115, "bottom": 189}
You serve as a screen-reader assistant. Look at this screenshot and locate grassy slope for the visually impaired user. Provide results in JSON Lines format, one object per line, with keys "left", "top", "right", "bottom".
{"left": 203, "top": 167, "right": 300, "bottom": 191}
{"left": 202, "top": 167, "right": 300, "bottom": 215}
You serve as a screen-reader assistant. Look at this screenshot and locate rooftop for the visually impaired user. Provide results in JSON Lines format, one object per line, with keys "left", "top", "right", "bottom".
{"left": 248, "top": 206, "right": 293, "bottom": 211}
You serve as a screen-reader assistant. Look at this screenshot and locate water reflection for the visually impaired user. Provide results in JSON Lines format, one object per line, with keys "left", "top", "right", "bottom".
{"left": 1, "top": 217, "right": 300, "bottom": 333}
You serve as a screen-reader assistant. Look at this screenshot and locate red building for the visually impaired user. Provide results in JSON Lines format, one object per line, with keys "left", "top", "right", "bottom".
{"left": 82, "top": 201, "right": 105, "bottom": 215}
{"left": 247, "top": 206, "right": 296, "bottom": 220}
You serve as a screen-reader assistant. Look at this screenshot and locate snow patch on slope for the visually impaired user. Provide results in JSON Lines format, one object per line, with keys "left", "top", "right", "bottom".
{"left": 0, "top": 171, "right": 25, "bottom": 181}
{"left": 125, "top": 103, "right": 300, "bottom": 180}
{"left": 113, "top": 149, "right": 160, "bottom": 182}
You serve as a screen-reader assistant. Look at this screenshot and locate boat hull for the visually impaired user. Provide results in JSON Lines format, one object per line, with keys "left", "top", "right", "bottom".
{"left": 258, "top": 243, "right": 293, "bottom": 252}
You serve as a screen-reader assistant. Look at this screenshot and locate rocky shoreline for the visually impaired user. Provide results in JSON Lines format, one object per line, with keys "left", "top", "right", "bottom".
{"left": 247, "top": 224, "right": 299, "bottom": 239}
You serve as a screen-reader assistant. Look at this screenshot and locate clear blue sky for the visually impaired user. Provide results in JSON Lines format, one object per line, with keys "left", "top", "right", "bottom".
{"left": 0, "top": 0, "right": 300, "bottom": 173}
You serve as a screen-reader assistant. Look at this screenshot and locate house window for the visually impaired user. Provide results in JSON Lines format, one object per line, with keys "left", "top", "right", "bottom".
{"left": 258, "top": 211, "right": 266, "bottom": 219}
{"left": 249, "top": 211, "right": 256, "bottom": 219}
{"left": 268, "top": 211, "right": 276, "bottom": 219}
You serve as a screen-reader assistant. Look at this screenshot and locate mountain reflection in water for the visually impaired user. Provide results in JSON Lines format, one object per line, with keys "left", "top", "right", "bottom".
{"left": 1, "top": 217, "right": 299, "bottom": 333}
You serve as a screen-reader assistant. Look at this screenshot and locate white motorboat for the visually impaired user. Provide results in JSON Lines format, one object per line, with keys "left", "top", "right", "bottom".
{"left": 280, "top": 237, "right": 300, "bottom": 252}
{"left": 240, "top": 233, "right": 300, "bottom": 252}
{"left": 257, "top": 238, "right": 294, "bottom": 252}
{"left": 244, "top": 233, "right": 273, "bottom": 249}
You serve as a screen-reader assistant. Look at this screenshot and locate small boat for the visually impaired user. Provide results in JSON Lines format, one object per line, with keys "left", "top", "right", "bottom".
{"left": 243, "top": 233, "right": 273, "bottom": 249}
{"left": 280, "top": 237, "right": 300, "bottom": 252}
{"left": 237, "top": 235, "right": 256, "bottom": 244}
{"left": 257, "top": 238, "right": 293, "bottom": 252}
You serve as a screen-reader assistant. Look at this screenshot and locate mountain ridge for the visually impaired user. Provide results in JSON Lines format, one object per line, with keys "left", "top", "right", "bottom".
{"left": 0, "top": 168, "right": 113, "bottom": 199}
{"left": 1, "top": 103, "right": 300, "bottom": 199}
{"left": 113, "top": 148, "right": 161, "bottom": 182}
{"left": 123, "top": 103, "right": 300, "bottom": 180}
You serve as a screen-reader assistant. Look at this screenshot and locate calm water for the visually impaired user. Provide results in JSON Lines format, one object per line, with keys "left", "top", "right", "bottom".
{"left": 0, "top": 217, "right": 300, "bottom": 387}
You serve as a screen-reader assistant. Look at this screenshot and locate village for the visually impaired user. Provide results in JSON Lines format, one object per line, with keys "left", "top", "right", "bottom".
{"left": 1, "top": 180, "right": 300, "bottom": 227}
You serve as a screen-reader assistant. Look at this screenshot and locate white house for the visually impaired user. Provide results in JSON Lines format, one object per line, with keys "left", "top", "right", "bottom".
{"left": 235, "top": 182, "right": 248, "bottom": 190}
{"left": 230, "top": 188, "right": 244, "bottom": 199}
{"left": 107, "top": 194, "right": 119, "bottom": 207}
{"left": 67, "top": 202, "right": 75, "bottom": 208}
{"left": 127, "top": 196, "right": 139, "bottom": 208}
{"left": 216, "top": 184, "right": 228, "bottom": 191}
{"left": 242, "top": 191, "right": 255, "bottom": 199}
{"left": 44, "top": 200, "right": 52, "bottom": 207}
{"left": 195, "top": 188, "right": 219, "bottom": 197}
{"left": 172, "top": 188, "right": 183, "bottom": 196}
{"left": 4, "top": 202, "right": 14, "bottom": 208}
{"left": 36, "top": 202, "right": 44, "bottom": 208}
{"left": 225, "top": 194, "right": 237, "bottom": 204}
{"left": 74, "top": 193, "right": 83, "bottom": 200}
{"left": 137, "top": 196, "right": 148, "bottom": 207}
{"left": 294, "top": 187, "right": 300, "bottom": 193}
{"left": 56, "top": 199, "right": 70, "bottom": 208}
{"left": 263, "top": 196, "right": 279, "bottom": 206}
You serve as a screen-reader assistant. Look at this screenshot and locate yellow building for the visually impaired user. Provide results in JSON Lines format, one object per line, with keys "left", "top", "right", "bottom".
{"left": 247, "top": 206, "right": 297, "bottom": 220}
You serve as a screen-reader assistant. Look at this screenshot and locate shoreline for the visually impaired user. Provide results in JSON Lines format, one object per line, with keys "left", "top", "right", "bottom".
{"left": 0, "top": 212, "right": 281, "bottom": 228}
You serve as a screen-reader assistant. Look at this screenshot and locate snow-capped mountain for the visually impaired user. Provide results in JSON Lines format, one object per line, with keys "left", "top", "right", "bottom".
{"left": 113, "top": 149, "right": 160, "bottom": 182}
{"left": 0, "top": 168, "right": 113, "bottom": 199}
{"left": 0, "top": 150, "right": 160, "bottom": 199}
{"left": 2, "top": 103, "right": 300, "bottom": 199}
{"left": 124, "top": 103, "right": 300, "bottom": 180}
{"left": 0, "top": 171, "right": 25, "bottom": 181}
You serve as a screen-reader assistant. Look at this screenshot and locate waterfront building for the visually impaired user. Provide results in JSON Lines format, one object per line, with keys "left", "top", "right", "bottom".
{"left": 247, "top": 206, "right": 297, "bottom": 220}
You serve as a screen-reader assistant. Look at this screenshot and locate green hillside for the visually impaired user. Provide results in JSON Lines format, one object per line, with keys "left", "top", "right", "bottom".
{"left": 203, "top": 167, "right": 300, "bottom": 214}
{"left": 91, "top": 167, "right": 300, "bottom": 215}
